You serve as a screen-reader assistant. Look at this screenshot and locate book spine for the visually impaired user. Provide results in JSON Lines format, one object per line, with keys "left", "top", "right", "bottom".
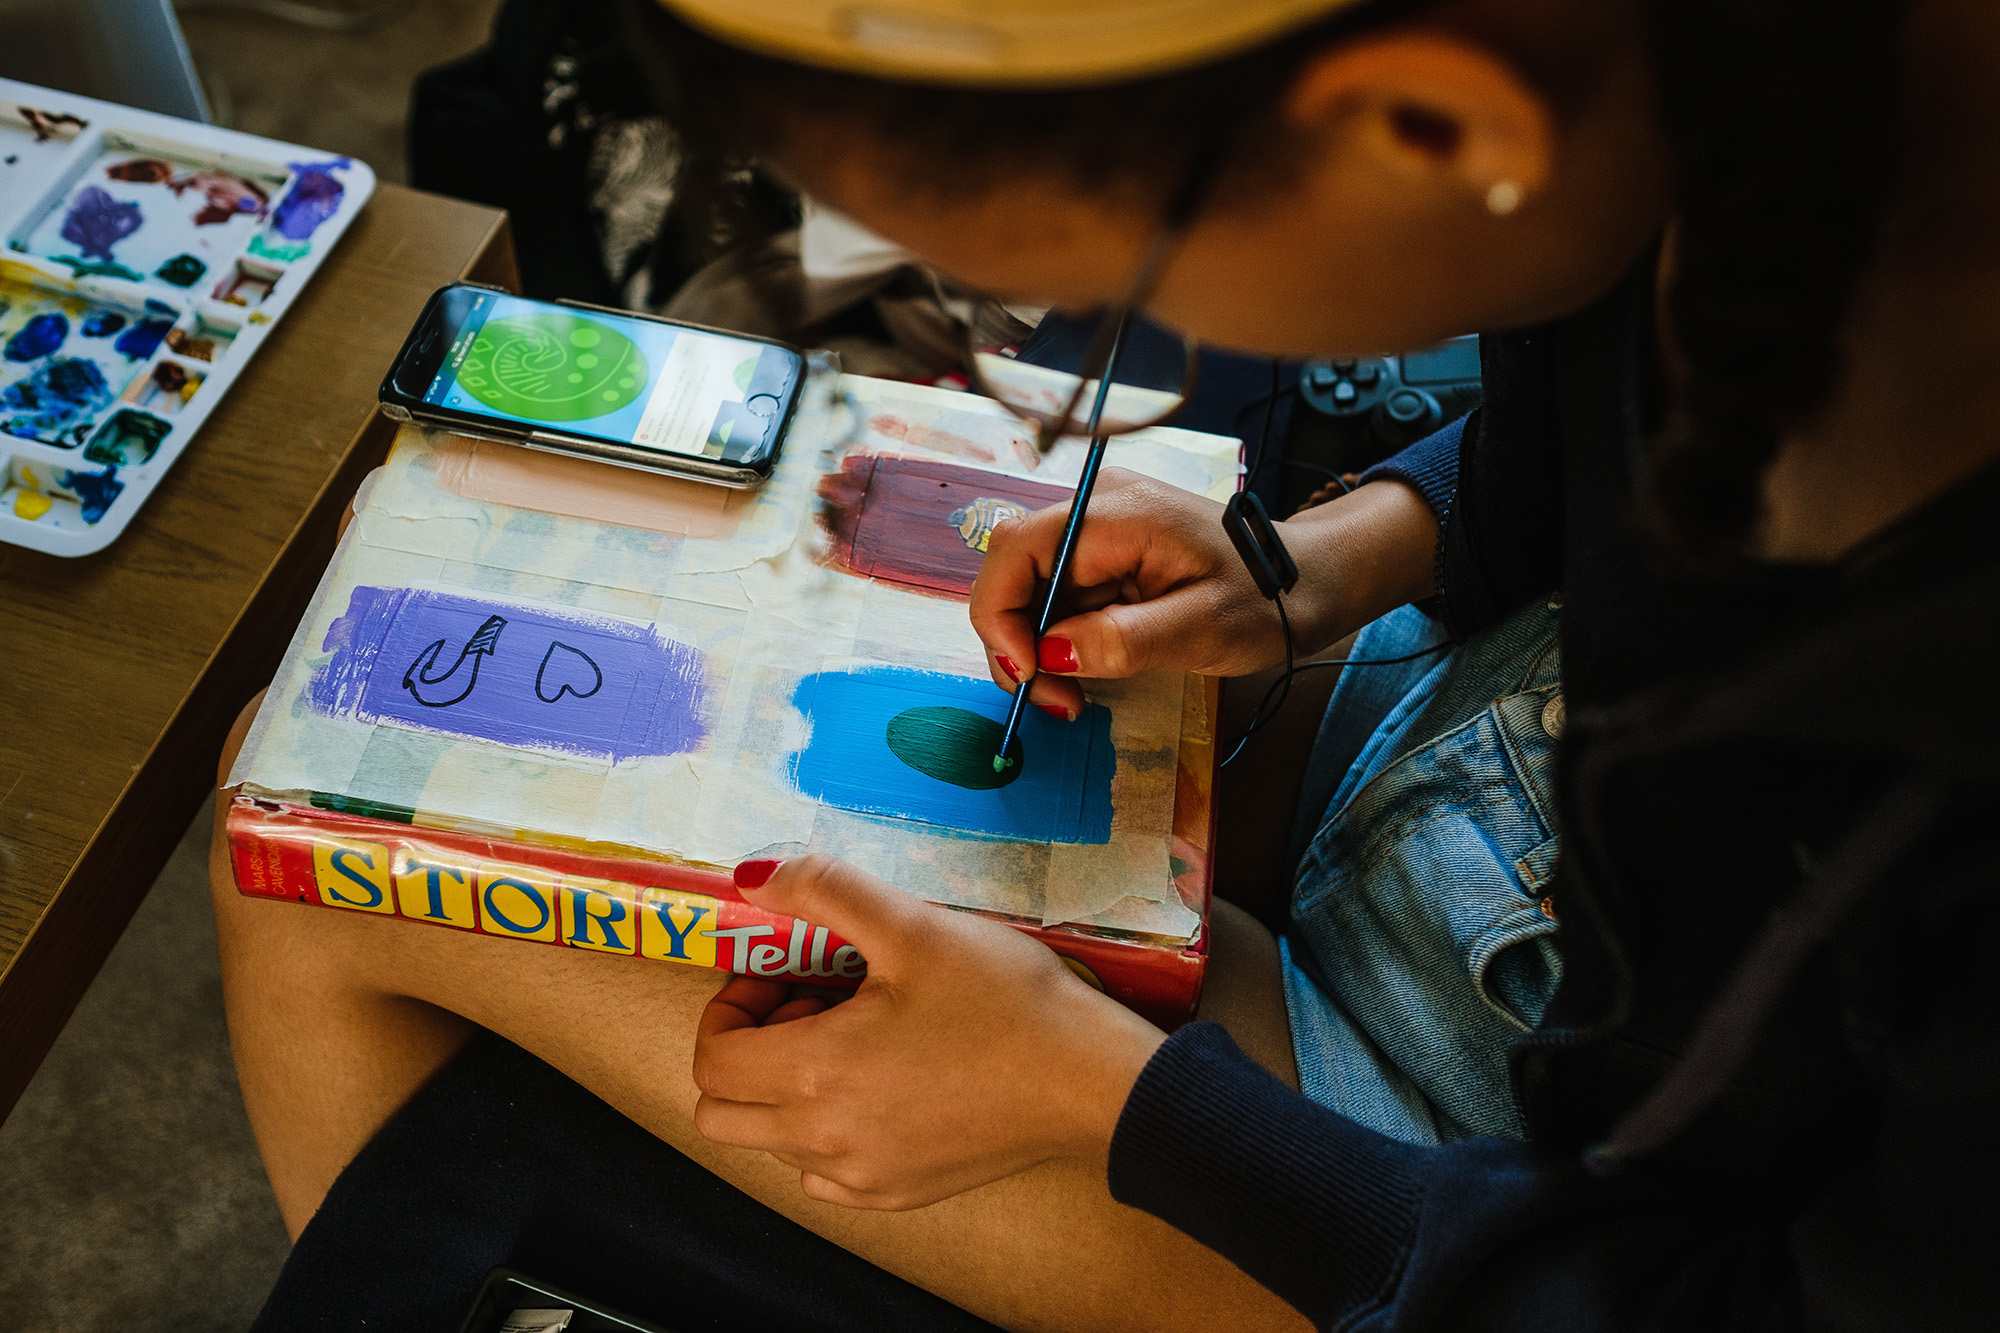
{"left": 225, "top": 795, "right": 1204, "bottom": 1027}
{"left": 227, "top": 796, "right": 865, "bottom": 987}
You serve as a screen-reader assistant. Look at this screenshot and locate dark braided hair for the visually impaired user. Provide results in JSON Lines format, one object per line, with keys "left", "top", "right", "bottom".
{"left": 1644, "top": 0, "right": 1907, "bottom": 563}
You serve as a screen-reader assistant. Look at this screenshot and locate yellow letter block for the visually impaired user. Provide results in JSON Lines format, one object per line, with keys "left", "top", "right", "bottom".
{"left": 638, "top": 887, "right": 721, "bottom": 967}
{"left": 560, "top": 877, "right": 639, "bottom": 955}
{"left": 394, "top": 856, "right": 477, "bottom": 930}
{"left": 311, "top": 838, "right": 395, "bottom": 914}
{"left": 478, "top": 866, "right": 560, "bottom": 943}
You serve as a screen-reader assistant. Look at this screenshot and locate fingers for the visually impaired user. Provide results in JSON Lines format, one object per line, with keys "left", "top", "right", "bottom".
{"left": 970, "top": 501, "right": 1071, "bottom": 690}
{"left": 693, "top": 1103, "right": 925, "bottom": 1212}
{"left": 969, "top": 469, "right": 1160, "bottom": 682}
{"left": 765, "top": 995, "right": 830, "bottom": 1025}
{"left": 735, "top": 854, "right": 935, "bottom": 969}
{"left": 801, "top": 1172, "right": 923, "bottom": 1212}
{"left": 700, "top": 974, "right": 794, "bottom": 1035}
{"left": 971, "top": 470, "right": 1243, "bottom": 688}
{"left": 1038, "top": 582, "right": 1229, "bottom": 680}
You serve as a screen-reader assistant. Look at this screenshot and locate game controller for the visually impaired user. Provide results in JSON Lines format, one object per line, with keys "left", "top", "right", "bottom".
{"left": 1277, "top": 333, "right": 1483, "bottom": 513}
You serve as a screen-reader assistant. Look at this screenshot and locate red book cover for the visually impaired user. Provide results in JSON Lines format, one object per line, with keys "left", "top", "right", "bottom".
{"left": 227, "top": 781, "right": 1211, "bottom": 1030}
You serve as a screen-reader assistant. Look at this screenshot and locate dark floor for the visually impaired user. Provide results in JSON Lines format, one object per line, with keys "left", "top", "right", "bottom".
{"left": 0, "top": 1, "right": 502, "bottom": 1324}
{"left": 0, "top": 800, "right": 289, "bottom": 1329}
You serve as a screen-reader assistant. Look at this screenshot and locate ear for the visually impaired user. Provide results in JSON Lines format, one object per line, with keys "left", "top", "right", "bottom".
{"left": 1284, "top": 32, "right": 1556, "bottom": 213}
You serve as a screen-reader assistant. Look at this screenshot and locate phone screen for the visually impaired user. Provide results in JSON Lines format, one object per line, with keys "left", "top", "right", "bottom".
{"left": 417, "top": 289, "right": 800, "bottom": 462}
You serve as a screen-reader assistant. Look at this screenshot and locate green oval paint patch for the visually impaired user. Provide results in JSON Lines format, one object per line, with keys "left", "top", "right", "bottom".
{"left": 885, "top": 706, "right": 1022, "bottom": 789}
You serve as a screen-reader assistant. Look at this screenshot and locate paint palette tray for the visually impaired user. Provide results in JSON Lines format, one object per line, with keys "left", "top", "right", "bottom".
{"left": 0, "top": 79, "right": 373, "bottom": 556}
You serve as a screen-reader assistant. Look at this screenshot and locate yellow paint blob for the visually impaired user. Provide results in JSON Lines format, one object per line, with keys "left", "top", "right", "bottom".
{"left": 13, "top": 490, "right": 53, "bottom": 521}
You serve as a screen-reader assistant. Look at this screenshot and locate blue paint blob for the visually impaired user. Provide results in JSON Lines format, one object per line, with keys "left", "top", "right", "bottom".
{"left": 60, "top": 186, "right": 143, "bottom": 261}
{"left": 59, "top": 465, "right": 124, "bottom": 524}
{"left": 81, "top": 310, "right": 127, "bottom": 338}
{"left": 790, "top": 667, "right": 1114, "bottom": 844}
{"left": 3, "top": 312, "right": 67, "bottom": 362}
{"left": 0, "top": 357, "right": 113, "bottom": 443}
{"left": 114, "top": 317, "right": 172, "bottom": 361}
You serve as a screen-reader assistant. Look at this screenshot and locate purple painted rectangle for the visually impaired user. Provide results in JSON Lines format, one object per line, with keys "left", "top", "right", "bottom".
{"left": 306, "top": 587, "right": 707, "bottom": 762}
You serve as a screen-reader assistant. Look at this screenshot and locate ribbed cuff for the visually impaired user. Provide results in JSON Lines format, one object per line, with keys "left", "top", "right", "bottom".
{"left": 1359, "top": 416, "right": 1467, "bottom": 524}
{"left": 1108, "top": 1023, "right": 1426, "bottom": 1329}
{"left": 1360, "top": 415, "right": 1469, "bottom": 616}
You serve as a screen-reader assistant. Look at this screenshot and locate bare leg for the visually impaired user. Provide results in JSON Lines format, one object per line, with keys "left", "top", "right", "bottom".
{"left": 209, "top": 700, "right": 1307, "bottom": 1333}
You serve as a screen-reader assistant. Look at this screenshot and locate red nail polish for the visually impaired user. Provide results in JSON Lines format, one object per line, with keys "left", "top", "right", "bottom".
{"left": 1036, "top": 702, "right": 1073, "bottom": 722}
{"left": 735, "top": 858, "right": 783, "bottom": 889}
{"left": 997, "top": 655, "right": 1022, "bottom": 683}
{"left": 1038, "top": 636, "right": 1078, "bottom": 674}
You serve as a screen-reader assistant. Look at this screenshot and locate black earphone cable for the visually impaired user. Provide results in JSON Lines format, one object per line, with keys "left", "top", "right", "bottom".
{"left": 1219, "top": 372, "right": 1449, "bottom": 767}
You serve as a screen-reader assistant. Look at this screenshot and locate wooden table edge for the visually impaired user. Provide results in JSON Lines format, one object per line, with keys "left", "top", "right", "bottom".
{"left": 0, "top": 212, "right": 516, "bottom": 1125}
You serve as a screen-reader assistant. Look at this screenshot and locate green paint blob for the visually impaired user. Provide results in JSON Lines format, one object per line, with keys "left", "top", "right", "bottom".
{"left": 153, "top": 252, "right": 207, "bottom": 287}
{"left": 885, "top": 706, "right": 1023, "bottom": 789}
{"left": 456, "top": 314, "right": 647, "bottom": 421}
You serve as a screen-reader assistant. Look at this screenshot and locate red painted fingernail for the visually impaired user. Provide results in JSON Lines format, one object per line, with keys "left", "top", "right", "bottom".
{"left": 1037, "top": 702, "right": 1074, "bottom": 722}
{"left": 735, "top": 858, "right": 783, "bottom": 889}
{"left": 1038, "top": 636, "right": 1078, "bottom": 674}
{"left": 997, "top": 655, "right": 1022, "bottom": 683}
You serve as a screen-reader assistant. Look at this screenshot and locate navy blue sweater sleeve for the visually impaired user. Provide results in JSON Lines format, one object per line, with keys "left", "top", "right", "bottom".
{"left": 1109, "top": 1025, "right": 1630, "bottom": 1330}
{"left": 1111, "top": 954, "right": 2000, "bottom": 1331}
{"left": 1359, "top": 326, "right": 1569, "bottom": 640}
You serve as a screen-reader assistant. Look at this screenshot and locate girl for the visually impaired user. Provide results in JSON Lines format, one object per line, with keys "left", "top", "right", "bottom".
{"left": 219, "top": 1, "right": 1999, "bottom": 1327}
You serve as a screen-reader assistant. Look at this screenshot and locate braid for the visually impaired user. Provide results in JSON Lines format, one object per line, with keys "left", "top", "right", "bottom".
{"left": 1644, "top": 0, "right": 1908, "bottom": 564}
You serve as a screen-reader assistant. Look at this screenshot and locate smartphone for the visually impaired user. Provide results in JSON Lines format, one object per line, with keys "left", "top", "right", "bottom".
{"left": 380, "top": 284, "right": 805, "bottom": 487}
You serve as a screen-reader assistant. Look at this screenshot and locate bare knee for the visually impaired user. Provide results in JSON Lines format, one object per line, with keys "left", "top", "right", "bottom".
{"left": 209, "top": 690, "right": 266, "bottom": 915}
{"left": 1196, "top": 899, "right": 1298, "bottom": 1089}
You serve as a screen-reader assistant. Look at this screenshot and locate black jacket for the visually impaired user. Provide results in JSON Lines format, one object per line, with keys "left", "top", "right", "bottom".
{"left": 1107, "top": 261, "right": 2000, "bottom": 1330}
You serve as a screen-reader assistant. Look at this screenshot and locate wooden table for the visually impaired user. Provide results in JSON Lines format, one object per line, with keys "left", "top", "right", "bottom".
{"left": 0, "top": 183, "right": 517, "bottom": 1124}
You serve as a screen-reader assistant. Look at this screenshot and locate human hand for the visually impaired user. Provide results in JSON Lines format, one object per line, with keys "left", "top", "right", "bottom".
{"left": 970, "top": 469, "right": 1441, "bottom": 719}
{"left": 969, "top": 469, "right": 1288, "bottom": 720}
{"left": 691, "top": 855, "right": 1166, "bottom": 1210}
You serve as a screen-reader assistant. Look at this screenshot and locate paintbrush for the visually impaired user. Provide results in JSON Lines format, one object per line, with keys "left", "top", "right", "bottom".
{"left": 992, "top": 317, "right": 1131, "bottom": 772}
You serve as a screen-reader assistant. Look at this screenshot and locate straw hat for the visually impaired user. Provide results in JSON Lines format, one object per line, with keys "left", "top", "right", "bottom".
{"left": 653, "top": 0, "right": 1371, "bottom": 86}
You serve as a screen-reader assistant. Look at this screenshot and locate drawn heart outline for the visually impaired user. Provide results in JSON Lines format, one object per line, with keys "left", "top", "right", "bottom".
{"left": 536, "top": 641, "right": 604, "bottom": 703}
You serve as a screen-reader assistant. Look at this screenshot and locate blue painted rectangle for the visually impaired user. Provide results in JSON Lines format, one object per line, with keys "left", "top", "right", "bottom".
{"left": 789, "top": 667, "right": 1114, "bottom": 844}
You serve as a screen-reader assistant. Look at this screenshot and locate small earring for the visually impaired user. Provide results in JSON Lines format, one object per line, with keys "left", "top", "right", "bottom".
{"left": 1485, "top": 180, "right": 1523, "bottom": 216}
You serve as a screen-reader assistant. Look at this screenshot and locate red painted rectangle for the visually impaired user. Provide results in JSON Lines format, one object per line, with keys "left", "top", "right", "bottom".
{"left": 816, "top": 453, "right": 1072, "bottom": 598}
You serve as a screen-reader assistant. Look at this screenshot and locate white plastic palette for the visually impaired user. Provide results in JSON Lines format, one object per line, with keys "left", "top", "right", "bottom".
{"left": 0, "top": 78, "right": 375, "bottom": 556}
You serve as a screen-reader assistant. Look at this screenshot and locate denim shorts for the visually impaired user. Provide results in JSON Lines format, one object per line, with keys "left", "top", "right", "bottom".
{"left": 1282, "top": 596, "right": 1564, "bottom": 1145}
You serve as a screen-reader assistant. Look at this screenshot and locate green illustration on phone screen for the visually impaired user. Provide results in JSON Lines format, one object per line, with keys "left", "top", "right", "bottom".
{"left": 456, "top": 314, "right": 647, "bottom": 422}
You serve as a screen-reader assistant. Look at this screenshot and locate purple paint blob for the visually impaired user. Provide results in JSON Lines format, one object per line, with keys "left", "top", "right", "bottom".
{"left": 305, "top": 587, "right": 708, "bottom": 762}
{"left": 272, "top": 159, "right": 349, "bottom": 240}
{"left": 3, "top": 313, "right": 67, "bottom": 362}
{"left": 60, "top": 186, "right": 142, "bottom": 261}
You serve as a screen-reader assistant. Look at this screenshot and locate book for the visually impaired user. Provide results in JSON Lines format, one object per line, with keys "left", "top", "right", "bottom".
{"left": 224, "top": 368, "right": 1238, "bottom": 1026}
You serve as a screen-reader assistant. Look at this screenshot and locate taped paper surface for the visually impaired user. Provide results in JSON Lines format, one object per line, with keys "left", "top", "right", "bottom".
{"left": 233, "top": 369, "right": 1236, "bottom": 936}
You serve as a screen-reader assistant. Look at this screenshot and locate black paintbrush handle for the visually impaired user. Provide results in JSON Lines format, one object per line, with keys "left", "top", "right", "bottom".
{"left": 994, "top": 429, "right": 1114, "bottom": 764}
{"left": 992, "top": 312, "right": 1133, "bottom": 770}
